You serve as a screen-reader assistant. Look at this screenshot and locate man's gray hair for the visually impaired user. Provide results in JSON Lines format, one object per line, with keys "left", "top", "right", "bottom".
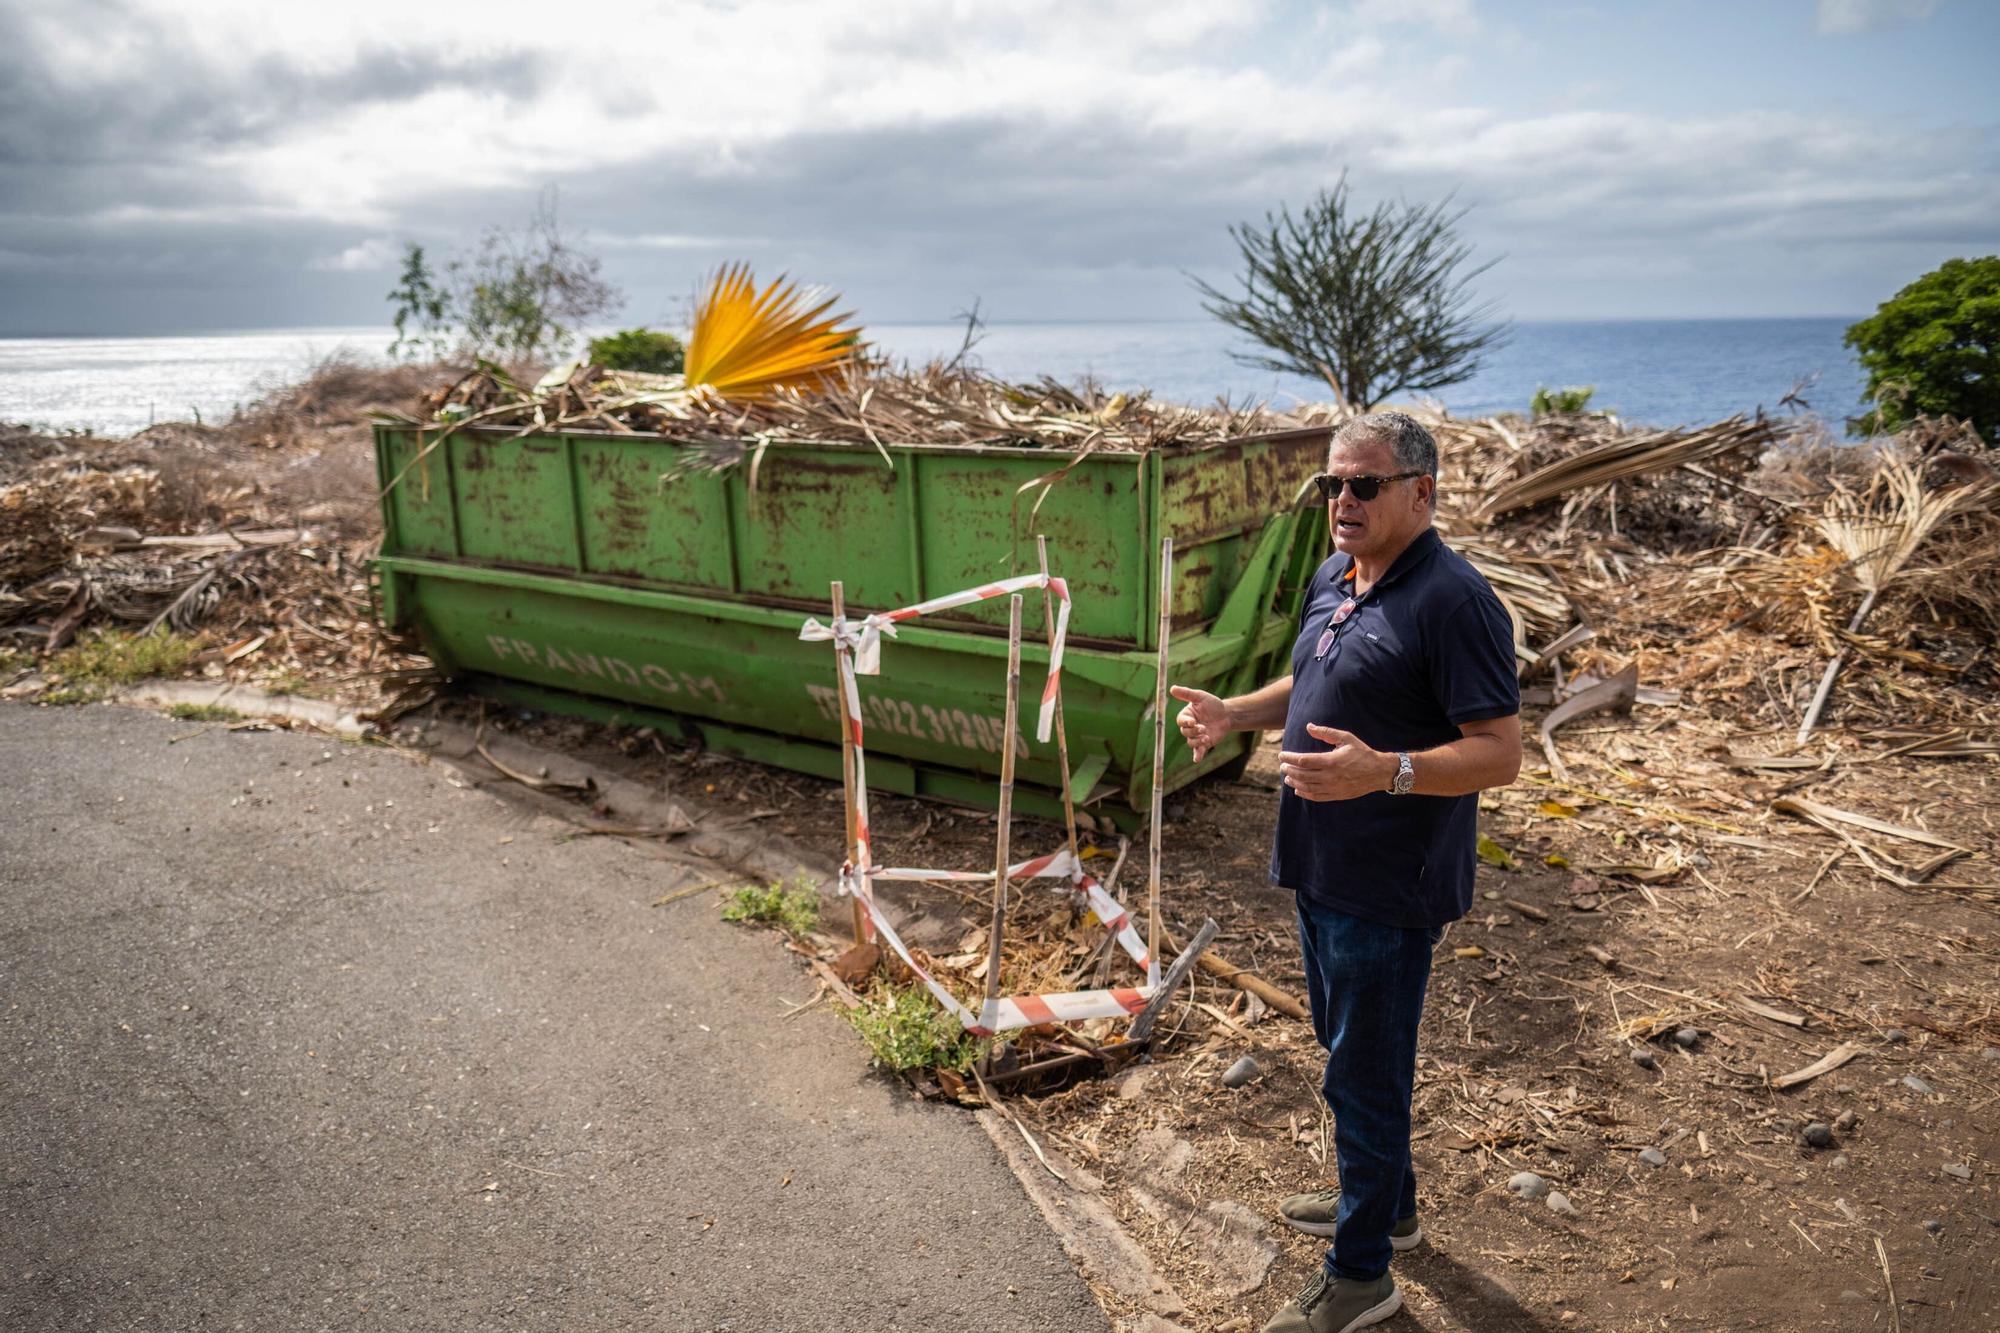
{"left": 1332, "top": 412, "right": 1439, "bottom": 480}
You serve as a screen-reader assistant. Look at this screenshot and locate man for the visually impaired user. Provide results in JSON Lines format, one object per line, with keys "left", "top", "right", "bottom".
{"left": 1171, "top": 412, "right": 1521, "bottom": 1333}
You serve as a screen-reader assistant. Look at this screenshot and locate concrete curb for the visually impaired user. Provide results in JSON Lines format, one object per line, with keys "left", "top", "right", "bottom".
{"left": 976, "top": 1110, "right": 1191, "bottom": 1330}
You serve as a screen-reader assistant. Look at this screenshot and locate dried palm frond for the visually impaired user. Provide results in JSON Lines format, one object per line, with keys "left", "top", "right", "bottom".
{"left": 683, "top": 264, "right": 861, "bottom": 401}
{"left": 1472, "top": 415, "right": 1778, "bottom": 521}
{"left": 1812, "top": 450, "right": 1995, "bottom": 599}
{"left": 1796, "top": 451, "right": 1998, "bottom": 740}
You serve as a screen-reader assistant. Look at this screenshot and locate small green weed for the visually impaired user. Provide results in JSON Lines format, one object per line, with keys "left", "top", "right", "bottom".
{"left": 167, "top": 702, "right": 242, "bottom": 722}
{"left": 720, "top": 878, "right": 821, "bottom": 937}
{"left": 43, "top": 629, "right": 200, "bottom": 703}
{"left": 845, "top": 985, "right": 985, "bottom": 1072}
{"left": 1530, "top": 384, "right": 1596, "bottom": 417}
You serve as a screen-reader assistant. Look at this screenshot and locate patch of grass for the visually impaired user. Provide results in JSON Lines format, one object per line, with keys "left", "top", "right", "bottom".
{"left": 166, "top": 702, "right": 241, "bottom": 722}
{"left": 42, "top": 629, "right": 200, "bottom": 703}
{"left": 845, "top": 985, "right": 985, "bottom": 1073}
{"left": 719, "top": 878, "right": 821, "bottom": 937}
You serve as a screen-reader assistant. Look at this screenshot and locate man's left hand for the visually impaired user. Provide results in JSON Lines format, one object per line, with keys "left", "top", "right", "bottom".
{"left": 1277, "top": 724, "right": 1395, "bottom": 801}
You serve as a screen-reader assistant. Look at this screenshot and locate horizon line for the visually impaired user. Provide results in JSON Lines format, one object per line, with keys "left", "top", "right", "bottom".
{"left": 1, "top": 313, "right": 1872, "bottom": 341}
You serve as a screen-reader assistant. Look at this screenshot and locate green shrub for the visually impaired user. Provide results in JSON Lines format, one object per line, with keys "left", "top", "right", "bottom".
{"left": 43, "top": 629, "right": 200, "bottom": 703}
{"left": 845, "top": 985, "right": 985, "bottom": 1072}
{"left": 588, "top": 328, "right": 686, "bottom": 375}
{"left": 720, "top": 879, "right": 821, "bottom": 937}
{"left": 1846, "top": 256, "right": 2000, "bottom": 446}
{"left": 1530, "top": 384, "right": 1595, "bottom": 417}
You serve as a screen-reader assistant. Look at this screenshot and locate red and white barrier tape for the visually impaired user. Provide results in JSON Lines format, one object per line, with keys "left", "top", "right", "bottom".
{"left": 798, "top": 571, "right": 1070, "bottom": 744}
{"left": 838, "top": 860, "right": 1153, "bottom": 1036}
{"left": 802, "top": 573, "right": 1155, "bottom": 1036}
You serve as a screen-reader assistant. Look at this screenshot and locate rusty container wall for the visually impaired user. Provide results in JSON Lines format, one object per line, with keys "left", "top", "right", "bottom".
{"left": 373, "top": 424, "right": 1330, "bottom": 820}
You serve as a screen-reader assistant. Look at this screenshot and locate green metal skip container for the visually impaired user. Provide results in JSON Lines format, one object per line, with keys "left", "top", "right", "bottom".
{"left": 372, "top": 423, "right": 1332, "bottom": 824}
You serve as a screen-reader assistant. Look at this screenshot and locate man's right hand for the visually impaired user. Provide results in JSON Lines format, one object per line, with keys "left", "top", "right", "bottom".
{"left": 1168, "top": 684, "right": 1227, "bottom": 762}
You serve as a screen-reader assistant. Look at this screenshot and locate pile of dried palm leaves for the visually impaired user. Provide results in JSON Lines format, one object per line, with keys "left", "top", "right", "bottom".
{"left": 399, "top": 355, "right": 1319, "bottom": 454}
{"left": 0, "top": 416, "right": 422, "bottom": 695}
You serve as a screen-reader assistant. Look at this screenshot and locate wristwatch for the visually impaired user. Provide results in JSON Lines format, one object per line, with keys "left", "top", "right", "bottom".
{"left": 1389, "top": 751, "right": 1415, "bottom": 795}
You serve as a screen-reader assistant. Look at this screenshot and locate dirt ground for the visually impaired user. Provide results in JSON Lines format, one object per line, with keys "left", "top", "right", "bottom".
{"left": 409, "top": 693, "right": 1999, "bottom": 1333}
{"left": 7, "top": 376, "right": 1998, "bottom": 1330}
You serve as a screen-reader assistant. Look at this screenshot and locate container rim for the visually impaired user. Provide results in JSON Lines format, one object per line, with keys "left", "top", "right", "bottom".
{"left": 375, "top": 419, "right": 1334, "bottom": 460}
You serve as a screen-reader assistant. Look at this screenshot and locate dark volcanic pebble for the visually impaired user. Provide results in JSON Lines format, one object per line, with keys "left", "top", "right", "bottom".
{"left": 1220, "top": 1055, "right": 1262, "bottom": 1088}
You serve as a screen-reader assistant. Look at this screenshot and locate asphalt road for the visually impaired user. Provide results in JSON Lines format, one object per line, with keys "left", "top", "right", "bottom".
{"left": 0, "top": 702, "right": 1106, "bottom": 1332}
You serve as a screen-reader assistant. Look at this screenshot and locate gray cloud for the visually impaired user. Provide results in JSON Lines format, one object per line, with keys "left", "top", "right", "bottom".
{"left": 4, "top": 31, "right": 539, "bottom": 172}
{"left": 1816, "top": 0, "right": 1943, "bottom": 36}
{"left": 0, "top": 0, "right": 1993, "bottom": 335}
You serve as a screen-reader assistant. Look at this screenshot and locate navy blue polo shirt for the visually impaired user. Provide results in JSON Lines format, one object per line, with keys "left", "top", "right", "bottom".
{"left": 1269, "top": 527, "right": 1520, "bottom": 929}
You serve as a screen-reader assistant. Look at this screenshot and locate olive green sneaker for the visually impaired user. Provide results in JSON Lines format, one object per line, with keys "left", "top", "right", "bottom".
{"left": 1260, "top": 1269, "right": 1401, "bottom": 1333}
{"left": 1276, "top": 1190, "right": 1422, "bottom": 1250}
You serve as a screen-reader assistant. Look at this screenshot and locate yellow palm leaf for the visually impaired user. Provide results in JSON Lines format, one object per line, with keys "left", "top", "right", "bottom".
{"left": 683, "top": 263, "right": 861, "bottom": 400}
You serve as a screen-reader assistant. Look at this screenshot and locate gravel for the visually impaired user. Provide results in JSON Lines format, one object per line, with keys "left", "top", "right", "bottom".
{"left": 1639, "top": 1147, "right": 1667, "bottom": 1167}
{"left": 1802, "top": 1123, "right": 1835, "bottom": 1149}
{"left": 1630, "top": 1047, "right": 1658, "bottom": 1071}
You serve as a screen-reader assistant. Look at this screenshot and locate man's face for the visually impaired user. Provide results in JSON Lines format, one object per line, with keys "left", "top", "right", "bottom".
{"left": 1324, "top": 432, "right": 1434, "bottom": 563}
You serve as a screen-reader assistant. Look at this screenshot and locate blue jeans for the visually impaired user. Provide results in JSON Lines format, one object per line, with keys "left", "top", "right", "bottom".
{"left": 1296, "top": 897, "right": 1442, "bottom": 1281}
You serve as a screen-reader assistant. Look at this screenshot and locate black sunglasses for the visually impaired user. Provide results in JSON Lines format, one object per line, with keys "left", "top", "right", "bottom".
{"left": 1311, "top": 471, "right": 1425, "bottom": 503}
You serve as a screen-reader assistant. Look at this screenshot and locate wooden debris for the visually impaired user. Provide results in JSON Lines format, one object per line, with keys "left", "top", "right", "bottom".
{"left": 1774, "top": 796, "right": 1969, "bottom": 887}
{"left": 1161, "top": 930, "right": 1310, "bottom": 1021}
{"left": 473, "top": 733, "right": 597, "bottom": 794}
{"left": 1538, "top": 664, "right": 1638, "bottom": 782}
{"left": 1735, "top": 995, "right": 1808, "bottom": 1028}
{"left": 1771, "top": 1041, "right": 1864, "bottom": 1091}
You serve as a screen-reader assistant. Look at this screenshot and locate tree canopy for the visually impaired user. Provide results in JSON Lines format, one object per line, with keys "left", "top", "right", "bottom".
{"left": 1845, "top": 256, "right": 2000, "bottom": 447}
{"left": 1193, "top": 175, "right": 1508, "bottom": 410}
{"left": 384, "top": 188, "right": 621, "bottom": 364}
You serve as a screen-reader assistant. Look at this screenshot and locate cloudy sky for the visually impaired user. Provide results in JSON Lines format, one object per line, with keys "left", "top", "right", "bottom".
{"left": 2, "top": 0, "right": 1994, "bottom": 335}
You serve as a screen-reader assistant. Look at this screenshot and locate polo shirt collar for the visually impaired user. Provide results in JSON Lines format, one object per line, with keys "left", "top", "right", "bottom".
{"left": 1333, "top": 527, "right": 1442, "bottom": 597}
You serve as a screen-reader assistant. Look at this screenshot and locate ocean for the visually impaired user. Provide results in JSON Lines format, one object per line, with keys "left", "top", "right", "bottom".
{"left": 0, "top": 317, "right": 1868, "bottom": 439}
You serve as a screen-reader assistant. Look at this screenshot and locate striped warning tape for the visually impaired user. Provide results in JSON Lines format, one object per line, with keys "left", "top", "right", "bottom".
{"left": 839, "top": 861, "right": 1152, "bottom": 1037}
{"left": 802, "top": 575, "right": 1154, "bottom": 1037}
{"left": 799, "top": 571, "right": 1070, "bottom": 743}
{"left": 869, "top": 848, "right": 1150, "bottom": 976}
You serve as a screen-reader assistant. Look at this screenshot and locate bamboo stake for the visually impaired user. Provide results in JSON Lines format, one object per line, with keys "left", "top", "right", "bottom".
{"left": 1036, "top": 536, "right": 1081, "bottom": 874}
{"left": 1148, "top": 537, "right": 1173, "bottom": 988}
{"left": 1796, "top": 588, "right": 1878, "bottom": 745}
{"left": 830, "top": 581, "right": 867, "bottom": 945}
{"left": 982, "top": 595, "right": 1025, "bottom": 1017}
